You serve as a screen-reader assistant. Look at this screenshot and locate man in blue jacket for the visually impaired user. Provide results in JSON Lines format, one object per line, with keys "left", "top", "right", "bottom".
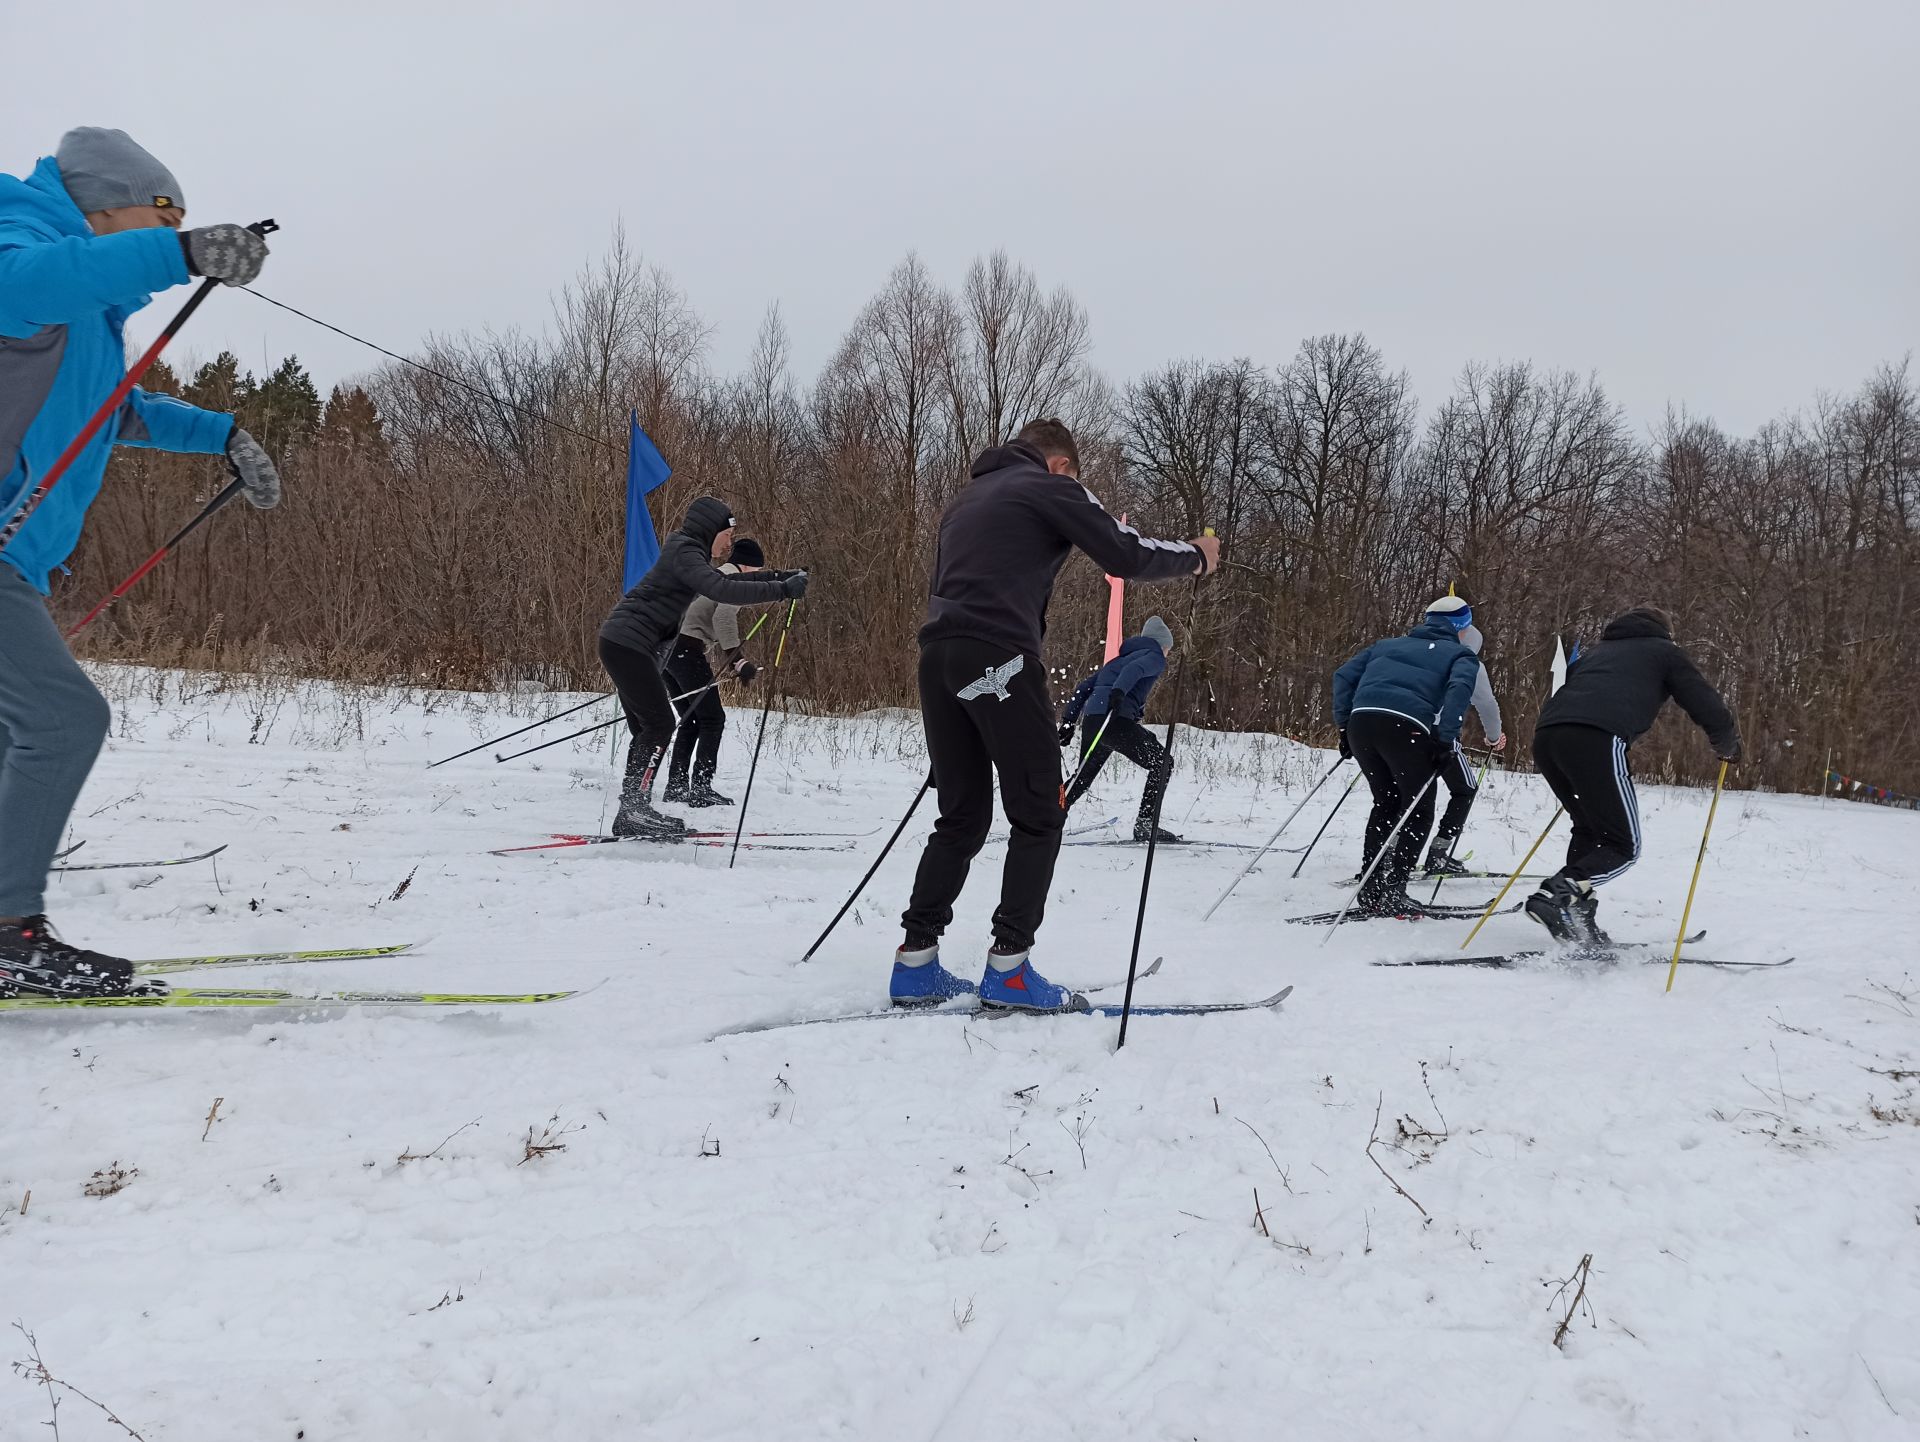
{"left": 1331, "top": 598, "right": 1481, "bottom": 914}
{"left": 1060, "top": 616, "right": 1181, "bottom": 843}
{"left": 0, "top": 128, "right": 278, "bottom": 996}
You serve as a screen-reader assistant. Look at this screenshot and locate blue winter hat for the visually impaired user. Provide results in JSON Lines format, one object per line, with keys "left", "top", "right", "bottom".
{"left": 1427, "top": 594, "right": 1473, "bottom": 631}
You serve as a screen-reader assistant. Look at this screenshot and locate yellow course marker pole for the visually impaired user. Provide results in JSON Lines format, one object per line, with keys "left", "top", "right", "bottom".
{"left": 1459, "top": 807, "right": 1563, "bottom": 949}
{"left": 1665, "top": 761, "right": 1729, "bottom": 993}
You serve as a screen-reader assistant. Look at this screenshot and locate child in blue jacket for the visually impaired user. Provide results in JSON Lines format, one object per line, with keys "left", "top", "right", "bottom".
{"left": 1060, "top": 616, "right": 1182, "bottom": 843}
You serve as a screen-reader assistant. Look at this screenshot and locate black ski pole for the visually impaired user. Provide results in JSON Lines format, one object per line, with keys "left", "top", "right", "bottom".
{"left": 66, "top": 476, "right": 247, "bottom": 637}
{"left": 1290, "top": 766, "right": 1363, "bottom": 879}
{"left": 800, "top": 776, "right": 933, "bottom": 962}
{"left": 729, "top": 600, "right": 799, "bottom": 868}
{"left": 491, "top": 676, "right": 737, "bottom": 766}
{"left": 1119, "top": 529, "right": 1213, "bottom": 1048}
{"left": 429, "top": 694, "right": 608, "bottom": 769}
{"left": 1203, "top": 756, "right": 1347, "bottom": 921}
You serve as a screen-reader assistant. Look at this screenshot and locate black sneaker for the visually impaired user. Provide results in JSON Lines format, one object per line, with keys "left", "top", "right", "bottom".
{"left": 1132, "top": 823, "right": 1184, "bottom": 844}
{"left": 683, "top": 785, "right": 735, "bottom": 809}
{"left": 0, "top": 917, "right": 134, "bottom": 997}
{"left": 1571, "top": 887, "right": 1611, "bottom": 946}
{"left": 1424, "top": 852, "right": 1471, "bottom": 877}
{"left": 1524, "top": 877, "right": 1582, "bottom": 943}
{"left": 611, "top": 802, "right": 689, "bottom": 841}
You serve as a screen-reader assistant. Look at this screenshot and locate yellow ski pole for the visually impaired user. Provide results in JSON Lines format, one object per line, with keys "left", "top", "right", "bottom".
{"left": 1665, "top": 761, "right": 1729, "bottom": 993}
{"left": 1459, "top": 806, "right": 1563, "bottom": 949}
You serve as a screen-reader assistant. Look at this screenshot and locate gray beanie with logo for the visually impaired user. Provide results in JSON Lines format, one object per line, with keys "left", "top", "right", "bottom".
{"left": 56, "top": 127, "right": 184, "bottom": 214}
{"left": 1140, "top": 615, "right": 1174, "bottom": 653}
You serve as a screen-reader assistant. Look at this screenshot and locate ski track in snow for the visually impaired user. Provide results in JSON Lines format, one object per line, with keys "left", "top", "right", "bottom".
{"left": 2, "top": 669, "right": 1917, "bottom": 1440}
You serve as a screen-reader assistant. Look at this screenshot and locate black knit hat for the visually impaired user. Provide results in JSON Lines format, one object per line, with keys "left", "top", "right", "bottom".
{"left": 728, "top": 537, "right": 765, "bottom": 567}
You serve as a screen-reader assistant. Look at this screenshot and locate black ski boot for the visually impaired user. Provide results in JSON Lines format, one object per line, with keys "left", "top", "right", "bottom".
{"left": 1570, "top": 885, "right": 1611, "bottom": 947}
{"left": 1133, "top": 822, "right": 1184, "bottom": 844}
{"left": 0, "top": 917, "right": 134, "bottom": 997}
{"left": 1424, "top": 849, "right": 1471, "bottom": 878}
{"left": 683, "top": 784, "right": 735, "bottom": 809}
{"left": 661, "top": 778, "right": 693, "bottom": 804}
{"left": 1524, "top": 876, "right": 1582, "bottom": 943}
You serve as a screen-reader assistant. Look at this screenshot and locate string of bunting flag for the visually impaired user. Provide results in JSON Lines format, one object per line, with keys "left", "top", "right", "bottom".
{"left": 1828, "top": 769, "right": 1920, "bottom": 811}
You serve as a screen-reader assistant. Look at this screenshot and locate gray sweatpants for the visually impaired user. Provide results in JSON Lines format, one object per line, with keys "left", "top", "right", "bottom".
{"left": 0, "top": 563, "right": 110, "bottom": 916}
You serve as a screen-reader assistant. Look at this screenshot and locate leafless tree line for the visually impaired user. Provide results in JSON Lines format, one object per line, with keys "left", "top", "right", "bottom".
{"left": 61, "top": 230, "right": 1919, "bottom": 794}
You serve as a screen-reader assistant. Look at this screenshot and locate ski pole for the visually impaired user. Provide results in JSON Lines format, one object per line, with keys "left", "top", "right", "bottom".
{"left": 1320, "top": 771, "right": 1440, "bottom": 944}
{"left": 429, "top": 694, "right": 609, "bottom": 769}
{"left": 1118, "top": 527, "right": 1213, "bottom": 1048}
{"left": 492, "top": 682, "right": 720, "bottom": 765}
{"left": 800, "top": 776, "right": 933, "bottom": 962}
{"left": 730, "top": 599, "right": 799, "bottom": 869}
{"left": 1, "top": 220, "right": 278, "bottom": 554}
{"left": 65, "top": 477, "right": 247, "bottom": 638}
{"left": 1664, "top": 760, "right": 1728, "bottom": 993}
{"left": 1290, "top": 766, "right": 1362, "bottom": 879}
{"left": 1426, "top": 753, "right": 1494, "bottom": 904}
{"left": 1203, "top": 756, "right": 1347, "bottom": 922}
{"left": 1459, "top": 806, "right": 1563, "bottom": 949}
{"left": 1059, "top": 710, "right": 1114, "bottom": 803}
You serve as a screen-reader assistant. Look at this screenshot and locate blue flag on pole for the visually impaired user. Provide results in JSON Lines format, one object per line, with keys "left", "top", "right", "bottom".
{"left": 623, "top": 410, "right": 671, "bottom": 591}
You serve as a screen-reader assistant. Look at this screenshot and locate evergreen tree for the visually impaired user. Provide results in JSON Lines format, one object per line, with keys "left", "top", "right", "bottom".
{"left": 319, "top": 384, "right": 389, "bottom": 459}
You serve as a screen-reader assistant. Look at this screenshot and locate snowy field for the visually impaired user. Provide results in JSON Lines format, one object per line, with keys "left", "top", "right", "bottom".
{"left": 2, "top": 666, "right": 1917, "bottom": 1441}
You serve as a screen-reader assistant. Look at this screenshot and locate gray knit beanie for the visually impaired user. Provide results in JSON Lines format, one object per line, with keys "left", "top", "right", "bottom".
{"left": 1141, "top": 615, "right": 1174, "bottom": 652}
{"left": 56, "top": 128, "right": 184, "bottom": 214}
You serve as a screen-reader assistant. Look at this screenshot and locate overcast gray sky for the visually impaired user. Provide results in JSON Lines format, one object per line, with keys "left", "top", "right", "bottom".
{"left": 7, "top": 0, "right": 1915, "bottom": 434}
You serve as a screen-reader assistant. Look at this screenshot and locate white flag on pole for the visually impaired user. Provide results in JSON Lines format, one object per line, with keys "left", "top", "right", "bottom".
{"left": 1551, "top": 637, "right": 1568, "bottom": 695}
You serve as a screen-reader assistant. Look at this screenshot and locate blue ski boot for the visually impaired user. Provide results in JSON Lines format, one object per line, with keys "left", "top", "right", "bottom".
{"left": 889, "top": 943, "right": 975, "bottom": 1009}
{"left": 978, "top": 948, "right": 1080, "bottom": 1012}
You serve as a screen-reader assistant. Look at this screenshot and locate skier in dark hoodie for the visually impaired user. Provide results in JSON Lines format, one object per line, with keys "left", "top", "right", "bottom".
{"left": 1526, "top": 605, "right": 1739, "bottom": 944}
{"left": 1059, "top": 615, "right": 1182, "bottom": 843}
{"left": 1331, "top": 597, "right": 1482, "bottom": 914}
{"left": 891, "top": 419, "right": 1216, "bottom": 1012}
{"left": 598, "top": 498, "right": 805, "bottom": 839}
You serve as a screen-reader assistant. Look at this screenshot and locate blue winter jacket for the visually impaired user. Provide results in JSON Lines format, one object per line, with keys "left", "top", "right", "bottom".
{"left": 1332, "top": 617, "right": 1480, "bottom": 741}
{"left": 1063, "top": 635, "right": 1168, "bottom": 724}
{"left": 0, "top": 156, "right": 234, "bottom": 593}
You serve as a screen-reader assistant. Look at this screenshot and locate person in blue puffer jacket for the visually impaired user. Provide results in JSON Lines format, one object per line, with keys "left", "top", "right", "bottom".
{"left": 1060, "top": 616, "right": 1182, "bottom": 843}
{"left": 1331, "top": 596, "right": 1481, "bottom": 913}
{"left": 0, "top": 128, "right": 279, "bottom": 997}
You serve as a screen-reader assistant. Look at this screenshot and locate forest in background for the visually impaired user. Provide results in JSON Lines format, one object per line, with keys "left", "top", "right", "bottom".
{"left": 59, "top": 226, "right": 1919, "bottom": 795}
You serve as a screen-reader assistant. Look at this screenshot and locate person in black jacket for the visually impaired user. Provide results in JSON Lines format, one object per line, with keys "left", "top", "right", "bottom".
{"left": 892, "top": 418, "right": 1217, "bottom": 1013}
{"left": 1526, "top": 605, "right": 1740, "bottom": 944}
{"left": 598, "top": 497, "right": 805, "bottom": 839}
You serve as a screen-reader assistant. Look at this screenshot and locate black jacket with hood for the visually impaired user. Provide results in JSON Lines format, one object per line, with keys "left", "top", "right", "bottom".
{"left": 919, "top": 441, "right": 1200, "bottom": 658}
{"left": 600, "top": 497, "right": 790, "bottom": 656}
{"left": 1536, "top": 608, "right": 1739, "bottom": 753}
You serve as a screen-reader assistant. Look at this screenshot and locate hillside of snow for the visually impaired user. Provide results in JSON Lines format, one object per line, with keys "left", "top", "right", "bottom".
{"left": 2, "top": 668, "right": 1916, "bottom": 1441}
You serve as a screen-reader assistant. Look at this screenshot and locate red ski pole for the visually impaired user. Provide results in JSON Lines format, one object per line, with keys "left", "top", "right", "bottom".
{"left": 0, "top": 219, "right": 278, "bottom": 554}
{"left": 66, "top": 477, "right": 245, "bottom": 638}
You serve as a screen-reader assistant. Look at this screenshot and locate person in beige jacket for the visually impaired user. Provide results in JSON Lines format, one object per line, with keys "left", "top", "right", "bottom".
{"left": 661, "top": 537, "right": 768, "bottom": 807}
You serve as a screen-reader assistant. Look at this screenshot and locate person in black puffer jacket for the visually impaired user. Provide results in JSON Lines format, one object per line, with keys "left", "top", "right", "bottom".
{"left": 598, "top": 497, "right": 805, "bottom": 839}
{"left": 1525, "top": 605, "right": 1739, "bottom": 944}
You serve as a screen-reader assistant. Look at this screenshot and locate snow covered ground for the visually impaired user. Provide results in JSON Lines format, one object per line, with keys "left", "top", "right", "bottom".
{"left": 3, "top": 667, "right": 1917, "bottom": 1441}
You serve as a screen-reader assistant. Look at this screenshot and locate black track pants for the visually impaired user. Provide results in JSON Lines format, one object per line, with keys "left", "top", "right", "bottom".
{"left": 1429, "top": 742, "right": 1479, "bottom": 856}
{"left": 599, "top": 636, "right": 675, "bottom": 801}
{"left": 1063, "top": 714, "right": 1172, "bottom": 830}
{"left": 1348, "top": 710, "right": 1441, "bottom": 903}
{"left": 1533, "top": 723, "right": 1641, "bottom": 886}
{"left": 902, "top": 638, "right": 1065, "bottom": 953}
{"left": 663, "top": 638, "right": 725, "bottom": 789}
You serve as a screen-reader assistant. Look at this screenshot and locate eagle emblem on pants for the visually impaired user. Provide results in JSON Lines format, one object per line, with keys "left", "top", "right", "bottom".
{"left": 957, "top": 654, "right": 1023, "bottom": 702}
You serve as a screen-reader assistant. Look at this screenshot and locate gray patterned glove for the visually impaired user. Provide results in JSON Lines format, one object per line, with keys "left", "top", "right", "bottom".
{"left": 181, "top": 224, "right": 270, "bottom": 286}
{"left": 225, "top": 428, "right": 281, "bottom": 509}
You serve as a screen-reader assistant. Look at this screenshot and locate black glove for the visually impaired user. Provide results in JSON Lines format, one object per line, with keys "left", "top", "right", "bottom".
{"left": 779, "top": 569, "right": 809, "bottom": 599}
{"left": 1057, "top": 720, "right": 1076, "bottom": 747}
{"left": 733, "top": 659, "right": 758, "bottom": 685}
{"left": 225, "top": 427, "right": 281, "bottom": 509}
{"left": 181, "top": 224, "right": 270, "bottom": 286}
{"left": 1717, "top": 741, "right": 1742, "bottom": 766}
{"left": 1428, "top": 735, "right": 1457, "bottom": 767}
{"left": 1337, "top": 729, "right": 1352, "bottom": 761}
